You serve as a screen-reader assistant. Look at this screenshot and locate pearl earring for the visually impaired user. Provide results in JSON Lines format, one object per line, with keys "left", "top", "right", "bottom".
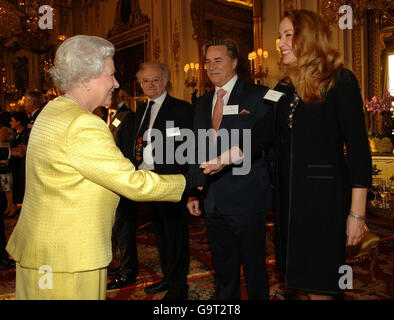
{"left": 87, "top": 86, "right": 91, "bottom": 91}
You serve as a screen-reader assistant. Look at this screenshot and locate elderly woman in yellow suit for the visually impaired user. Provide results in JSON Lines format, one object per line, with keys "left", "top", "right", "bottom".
{"left": 6, "top": 35, "right": 190, "bottom": 300}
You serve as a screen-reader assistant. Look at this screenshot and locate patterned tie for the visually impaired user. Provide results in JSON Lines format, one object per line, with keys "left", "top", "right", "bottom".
{"left": 107, "top": 109, "right": 116, "bottom": 126}
{"left": 135, "top": 100, "right": 155, "bottom": 166}
{"left": 212, "top": 89, "right": 227, "bottom": 139}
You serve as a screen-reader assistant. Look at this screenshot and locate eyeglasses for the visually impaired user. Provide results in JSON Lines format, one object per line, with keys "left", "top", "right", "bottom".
{"left": 142, "top": 78, "right": 162, "bottom": 85}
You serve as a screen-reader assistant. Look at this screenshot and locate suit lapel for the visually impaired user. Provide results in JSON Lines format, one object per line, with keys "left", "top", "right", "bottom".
{"left": 202, "top": 91, "right": 215, "bottom": 129}
{"left": 152, "top": 94, "right": 171, "bottom": 129}
{"left": 136, "top": 101, "right": 147, "bottom": 126}
{"left": 227, "top": 78, "right": 245, "bottom": 106}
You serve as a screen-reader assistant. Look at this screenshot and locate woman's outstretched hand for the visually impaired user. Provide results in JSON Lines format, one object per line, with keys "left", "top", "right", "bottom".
{"left": 199, "top": 146, "right": 244, "bottom": 175}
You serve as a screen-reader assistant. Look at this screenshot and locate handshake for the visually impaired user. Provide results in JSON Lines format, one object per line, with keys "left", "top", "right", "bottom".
{"left": 182, "top": 167, "right": 207, "bottom": 191}
{"left": 183, "top": 159, "right": 228, "bottom": 190}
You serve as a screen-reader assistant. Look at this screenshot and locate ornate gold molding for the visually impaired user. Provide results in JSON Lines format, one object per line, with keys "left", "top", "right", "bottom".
{"left": 352, "top": 24, "right": 363, "bottom": 89}
{"left": 108, "top": 0, "right": 150, "bottom": 38}
{"left": 172, "top": 19, "right": 181, "bottom": 73}
{"left": 153, "top": 27, "right": 161, "bottom": 61}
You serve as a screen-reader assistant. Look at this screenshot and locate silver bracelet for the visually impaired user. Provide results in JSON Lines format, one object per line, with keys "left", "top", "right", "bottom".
{"left": 349, "top": 211, "right": 366, "bottom": 221}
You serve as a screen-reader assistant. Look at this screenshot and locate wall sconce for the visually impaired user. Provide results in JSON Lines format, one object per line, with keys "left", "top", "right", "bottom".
{"left": 184, "top": 62, "right": 202, "bottom": 90}
{"left": 248, "top": 48, "right": 269, "bottom": 85}
{"left": 276, "top": 39, "right": 281, "bottom": 57}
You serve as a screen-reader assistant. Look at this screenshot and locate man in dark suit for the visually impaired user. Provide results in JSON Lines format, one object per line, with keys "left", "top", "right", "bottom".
{"left": 135, "top": 62, "right": 194, "bottom": 300}
{"left": 10, "top": 91, "right": 43, "bottom": 167}
{"left": 187, "top": 39, "right": 272, "bottom": 300}
{"left": 106, "top": 88, "right": 140, "bottom": 290}
{"left": 24, "top": 91, "right": 42, "bottom": 129}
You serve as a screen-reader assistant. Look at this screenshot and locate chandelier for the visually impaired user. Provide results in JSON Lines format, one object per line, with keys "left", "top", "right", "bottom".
{"left": 0, "top": 1, "right": 23, "bottom": 41}
{"left": 0, "top": 0, "right": 55, "bottom": 53}
{"left": 248, "top": 48, "right": 269, "bottom": 85}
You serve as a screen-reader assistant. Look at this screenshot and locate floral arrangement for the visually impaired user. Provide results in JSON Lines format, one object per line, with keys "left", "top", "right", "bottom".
{"left": 365, "top": 91, "right": 393, "bottom": 137}
{"left": 365, "top": 92, "right": 393, "bottom": 114}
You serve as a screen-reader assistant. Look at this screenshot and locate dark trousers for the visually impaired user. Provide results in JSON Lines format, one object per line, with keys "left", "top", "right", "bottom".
{"left": 112, "top": 197, "right": 139, "bottom": 276}
{"left": 149, "top": 201, "right": 190, "bottom": 291}
{"left": 206, "top": 209, "right": 269, "bottom": 300}
{"left": 11, "top": 159, "right": 25, "bottom": 204}
{"left": 0, "top": 192, "right": 7, "bottom": 259}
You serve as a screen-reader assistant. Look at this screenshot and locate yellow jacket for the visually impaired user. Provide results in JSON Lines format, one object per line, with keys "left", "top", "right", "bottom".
{"left": 6, "top": 96, "right": 186, "bottom": 273}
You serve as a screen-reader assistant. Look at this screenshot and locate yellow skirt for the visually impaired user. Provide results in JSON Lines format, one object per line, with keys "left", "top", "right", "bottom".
{"left": 16, "top": 263, "right": 107, "bottom": 300}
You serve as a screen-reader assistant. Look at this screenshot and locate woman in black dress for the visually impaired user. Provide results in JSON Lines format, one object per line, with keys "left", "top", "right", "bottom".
{"left": 200, "top": 10, "right": 372, "bottom": 299}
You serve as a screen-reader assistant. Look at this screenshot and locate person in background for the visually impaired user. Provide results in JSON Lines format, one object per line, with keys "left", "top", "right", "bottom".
{"left": 201, "top": 10, "right": 372, "bottom": 300}
{"left": 106, "top": 88, "right": 140, "bottom": 290}
{"left": 0, "top": 112, "right": 18, "bottom": 218}
{"left": 9, "top": 112, "right": 29, "bottom": 206}
{"left": 135, "top": 62, "right": 194, "bottom": 300}
{"left": 24, "top": 91, "right": 42, "bottom": 129}
{"left": 93, "top": 106, "right": 108, "bottom": 122}
{"left": 0, "top": 112, "right": 16, "bottom": 270}
{"left": 5, "top": 35, "right": 197, "bottom": 300}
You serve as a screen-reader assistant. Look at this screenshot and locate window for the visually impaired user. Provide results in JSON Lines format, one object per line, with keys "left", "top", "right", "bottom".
{"left": 389, "top": 54, "right": 394, "bottom": 96}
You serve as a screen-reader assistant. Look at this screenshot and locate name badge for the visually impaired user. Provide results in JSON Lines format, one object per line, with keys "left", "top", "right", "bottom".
{"left": 264, "top": 89, "right": 284, "bottom": 102}
{"left": 112, "top": 118, "right": 121, "bottom": 128}
{"left": 166, "top": 127, "right": 181, "bottom": 137}
{"left": 223, "top": 105, "right": 239, "bottom": 115}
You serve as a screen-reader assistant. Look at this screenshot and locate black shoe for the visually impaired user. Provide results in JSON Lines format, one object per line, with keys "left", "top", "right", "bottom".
{"left": 106, "top": 273, "right": 137, "bottom": 290}
{"left": 144, "top": 280, "right": 169, "bottom": 294}
{"left": 162, "top": 288, "right": 188, "bottom": 300}
{"left": 107, "top": 267, "right": 120, "bottom": 277}
{"left": 0, "top": 257, "right": 15, "bottom": 269}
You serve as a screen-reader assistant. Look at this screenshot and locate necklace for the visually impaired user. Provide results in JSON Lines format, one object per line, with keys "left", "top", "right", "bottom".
{"left": 64, "top": 93, "right": 85, "bottom": 109}
{"left": 288, "top": 92, "right": 300, "bottom": 129}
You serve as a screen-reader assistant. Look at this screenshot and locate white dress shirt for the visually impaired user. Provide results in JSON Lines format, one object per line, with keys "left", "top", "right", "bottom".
{"left": 211, "top": 75, "right": 238, "bottom": 117}
{"left": 138, "top": 91, "right": 167, "bottom": 171}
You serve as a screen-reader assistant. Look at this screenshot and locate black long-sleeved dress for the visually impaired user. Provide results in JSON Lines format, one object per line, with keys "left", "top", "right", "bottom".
{"left": 252, "top": 69, "right": 372, "bottom": 294}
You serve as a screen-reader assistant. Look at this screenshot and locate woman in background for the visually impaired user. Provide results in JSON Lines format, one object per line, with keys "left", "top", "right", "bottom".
{"left": 0, "top": 112, "right": 18, "bottom": 217}
{"left": 0, "top": 111, "right": 16, "bottom": 269}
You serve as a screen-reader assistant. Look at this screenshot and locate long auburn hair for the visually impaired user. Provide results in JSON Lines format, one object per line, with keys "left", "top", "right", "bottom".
{"left": 280, "top": 10, "right": 343, "bottom": 104}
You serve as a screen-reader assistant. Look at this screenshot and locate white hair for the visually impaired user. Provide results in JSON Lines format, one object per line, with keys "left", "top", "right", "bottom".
{"left": 49, "top": 35, "right": 115, "bottom": 92}
{"left": 136, "top": 62, "right": 172, "bottom": 91}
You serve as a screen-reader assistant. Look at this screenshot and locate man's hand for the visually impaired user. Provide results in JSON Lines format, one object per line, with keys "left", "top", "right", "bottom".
{"left": 199, "top": 146, "right": 244, "bottom": 175}
{"left": 200, "top": 161, "right": 226, "bottom": 175}
{"left": 187, "top": 197, "right": 201, "bottom": 216}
